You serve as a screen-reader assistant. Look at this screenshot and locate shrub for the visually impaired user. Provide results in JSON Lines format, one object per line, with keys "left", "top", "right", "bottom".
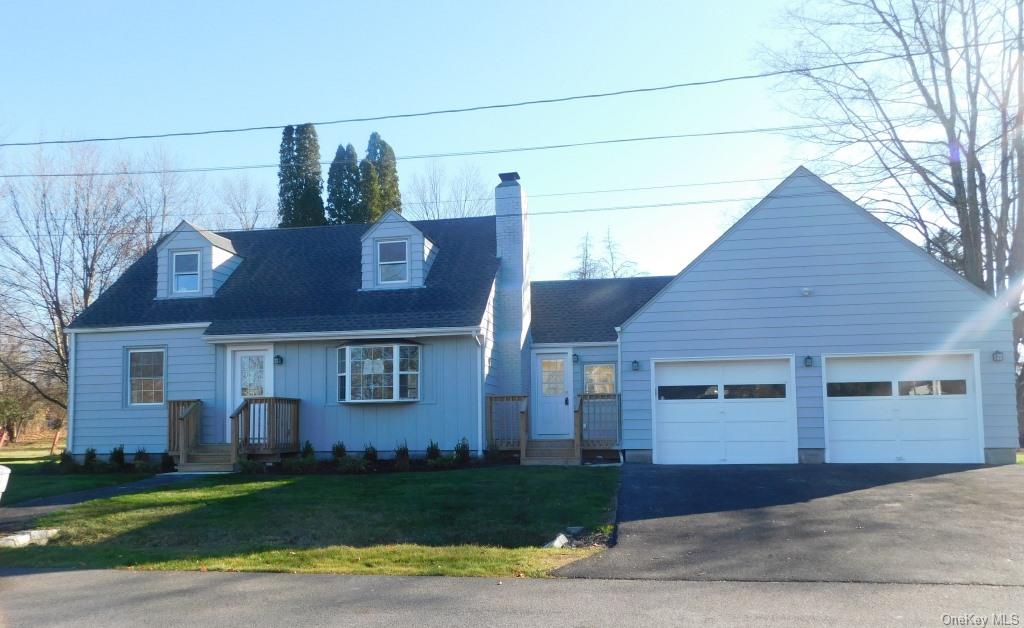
{"left": 301, "top": 440, "right": 316, "bottom": 458}
{"left": 425, "top": 439, "right": 441, "bottom": 461}
{"left": 237, "top": 459, "right": 266, "bottom": 474}
{"left": 109, "top": 444, "right": 126, "bottom": 469}
{"left": 426, "top": 455, "right": 456, "bottom": 471}
{"left": 282, "top": 455, "right": 319, "bottom": 474}
{"left": 336, "top": 457, "right": 368, "bottom": 474}
{"left": 83, "top": 447, "right": 98, "bottom": 467}
{"left": 160, "top": 451, "right": 176, "bottom": 473}
{"left": 454, "top": 437, "right": 471, "bottom": 465}
{"left": 133, "top": 460, "right": 159, "bottom": 474}
{"left": 58, "top": 449, "right": 77, "bottom": 474}
{"left": 363, "top": 443, "right": 378, "bottom": 463}
{"left": 331, "top": 441, "right": 347, "bottom": 460}
{"left": 134, "top": 447, "right": 150, "bottom": 462}
{"left": 394, "top": 440, "right": 410, "bottom": 472}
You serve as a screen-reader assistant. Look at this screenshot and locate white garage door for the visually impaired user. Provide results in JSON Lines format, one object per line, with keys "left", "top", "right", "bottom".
{"left": 825, "top": 354, "right": 982, "bottom": 463}
{"left": 653, "top": 358, "right": 798, "bottom": 464}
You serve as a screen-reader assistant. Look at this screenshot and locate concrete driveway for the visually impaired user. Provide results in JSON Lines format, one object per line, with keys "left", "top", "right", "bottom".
{"left": 558, "top": 463, "right": 1024, "bottom": 585}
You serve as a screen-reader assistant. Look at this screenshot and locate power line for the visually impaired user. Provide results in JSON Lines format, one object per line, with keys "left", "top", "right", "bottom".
{"left": 0, "top": 38, "right": 1007, "bottom": 149}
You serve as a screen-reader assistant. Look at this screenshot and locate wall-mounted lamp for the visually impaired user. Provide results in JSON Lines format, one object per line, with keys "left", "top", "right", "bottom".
{"left": 631, "top": 360, "right": 640, "bottom": 371}
{"left": 992, "top": 350, "right": 1005, "bottom": 362}
{"left": 801, "top": 287, "right": 814, "bottom": 297}
{"left": 273, "top": 354, "right": 284, "bottom": 365}
{"left": 572, "top": 353, "right": 580, "bottom": 364}
{"left": 803, "top": 355, "right": 814, "bottom": 368}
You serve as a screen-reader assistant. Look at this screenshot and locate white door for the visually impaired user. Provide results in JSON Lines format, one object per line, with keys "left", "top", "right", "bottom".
{"left": 654, "top": 358, "right": 797, "bottom": 464}
{"left": 228, "top": 348, "right": 272, "bottom": 444}
{"left": 532, "top": 352, "right": 573, "bottom": 439}
{"left": 825, "top": 354, "right": 981, "bottom": 463}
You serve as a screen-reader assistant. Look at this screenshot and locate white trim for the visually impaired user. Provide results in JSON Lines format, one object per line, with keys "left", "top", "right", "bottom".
{"left": 127, "top": 348, "right": 167, "bottom": 407}
{"left": 224, "top": 344, "right": 275, "bottom": 442}
{"left": 204, "top": 326, "right": 478, "bottom": 343}
{"left": 66, "top": 331, "right": 76, "bottom": 454}
{"left": 68, "top": 322, "right": 211, "bottom": 334}
{"left": 582, "top": 362, "right": 617, "bottom": 395}
{"left": 337, "top": 343, "right": 420, "bottom": 403}
{"left": 529, "top": 348, "right": 575, "bottom": 440}
{"left": 377, "top": 239, "right": 410, "bottom": 285}
{"left": 172, "top": 250, "right": 202, "bottom": 294}
{"left": 476, "top": 337, "right": 484, "bottom": 456}
{"left": 649, "top": 355, "right": 798, "bottom": 465}
{"left": 820, "top": 350, "right": 985, "bottom": 464}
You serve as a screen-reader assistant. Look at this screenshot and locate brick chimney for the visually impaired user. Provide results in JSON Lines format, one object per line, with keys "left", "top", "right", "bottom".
{"left": 493, "top": 172, "right": 531, "bottom": 394}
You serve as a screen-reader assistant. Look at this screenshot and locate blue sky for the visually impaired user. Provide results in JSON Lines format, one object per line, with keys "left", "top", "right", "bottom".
{"left": 0, "top": 0, "right": 821, "bottom": 279}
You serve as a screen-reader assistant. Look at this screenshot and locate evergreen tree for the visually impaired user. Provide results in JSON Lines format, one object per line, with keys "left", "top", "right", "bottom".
{"left": 364, "top": 132, "right": 401, "bottom": 216}
{"left": 278, "top": 123, "right": 325, "bottom": 227}
{"left": 277, "top": 125, "right": 297, "bottom": 226}
{"left": 325, "top": 143, "right": 362, "bottom": 224}
{"left": 357, "top": 158, "right": 383, "bottom": 223}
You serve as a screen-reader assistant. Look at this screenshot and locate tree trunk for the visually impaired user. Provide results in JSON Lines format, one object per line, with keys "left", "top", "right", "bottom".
{"left": 49, "top": 428, "right": 62, "bottom": 456}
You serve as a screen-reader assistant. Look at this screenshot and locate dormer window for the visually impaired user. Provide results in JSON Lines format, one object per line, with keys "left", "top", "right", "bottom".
{"left": 173, "top": 251, "right": 200, "bottom": 294}
{"left": 377, "top": 240, "right": 408, "bottom": 284}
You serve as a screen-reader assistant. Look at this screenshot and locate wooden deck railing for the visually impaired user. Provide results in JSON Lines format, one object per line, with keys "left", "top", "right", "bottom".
{"left": 229, "top": 397, "right": 301, "bottom": 457}
{"left": 577, "top": 394, "right": 621, "bottom": 449}
{"left": 167, "top": 399, "right": 202, "bottom": 462}
{"left": 486, "top": 393, "right": 620, "bottom": 459}
{"left": 486, "top": 395, "right": 529, "bottom": 455}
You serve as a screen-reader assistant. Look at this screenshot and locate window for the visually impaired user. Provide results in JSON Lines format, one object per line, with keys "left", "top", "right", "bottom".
{"left": 724, "top": 383, "right": 787, "bottom": 399}
{"left": 898, "top": 379, "right": 968, "bottom": 396}
{"left": 658, "top": 385, "right": 718, "bottom": 400}
{"left": 584, "top": 363, "right": 616, "bottom": 394}
{"left": 540, "top": 359, "right": 565, "bottom": 395}
{"left": 128, "top": 349, "right": 164, "bottom": 405}
{"left": 172, "top": 251, "right": 200, "bottom": 293}
{"left": 826, "top": 381, "right": 893, "bottom": 397}
{"left": 377, "top": 240, "right": 408, "bottom": 284}
{"left": 338, "top": 344, "right": 420, "bottom": 402}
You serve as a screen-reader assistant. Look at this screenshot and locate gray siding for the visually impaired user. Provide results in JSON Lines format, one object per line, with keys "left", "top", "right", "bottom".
{"left": 360, "top": 212, "right": 433, "bottom": 290}
{"left": 273, "top": 335, "right": 482, "bottom": 453}
{"left": 155, "top": 226, "right": 238, "bottom": 299}
{"left": 619, "top": 170, "right": 1019, "bottom": 452}
{"left": 71, "top": 326, "right": 221, "bottom": 454}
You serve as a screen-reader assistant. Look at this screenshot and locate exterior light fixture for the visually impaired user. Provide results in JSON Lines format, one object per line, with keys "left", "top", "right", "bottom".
{"left": 992, "top": 351, "right": 1004, "bottom": 362}
{"left": 804, "top": 355, "right": 814, "bottom": 368}
{"left": 631, "top": 360, "right": 640, "bottom": 371}
{"left": 273, "top": 355, "right": 284, "bottom": 365}
{"left": 572, "top": 353, "right": 580, "bottom": 363}
{"left": 801, "top": 287, "right": 813, "bottom": 297}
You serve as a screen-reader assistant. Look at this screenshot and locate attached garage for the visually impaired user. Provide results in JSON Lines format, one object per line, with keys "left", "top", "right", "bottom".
{"left": 824, "top": 353, "right": 983, "bottom": 463}
{"left": 652, "top": 357, "right": 798, "bottom": 464}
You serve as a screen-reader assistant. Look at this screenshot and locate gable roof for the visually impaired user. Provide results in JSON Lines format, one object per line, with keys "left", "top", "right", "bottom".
{"left": 530, "top": 276, "right": 674, "bottom": 344}
{"left": 70, "top": 216, "right": 499, "bottom": 335}
{"left": 174, "top": 220, "right": 236, "bottom": 254}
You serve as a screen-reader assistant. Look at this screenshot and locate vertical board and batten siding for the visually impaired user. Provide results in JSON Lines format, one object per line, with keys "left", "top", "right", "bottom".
{"left": 155, "top": 227, "right": 238, "bottom": 299}
{"left": 360, "top": 212, "right": 432, "bottom": 290}
{"left": 618, "top": 169, "right": 1018, "bottom": 453}
{"left": 273, "top": 336, "right": 482, "bottom": 453}
{"left": 71, "top": 326, "right": 222, "bottom": 454}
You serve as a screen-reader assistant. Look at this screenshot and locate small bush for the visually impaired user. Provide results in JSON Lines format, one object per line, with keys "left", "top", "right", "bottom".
{"left": 337, "top": 457, "right": 368, "bottom": 474}
{"left": 301, "top": 440, "right": 316, "bottom": 458}
{"left": 237, "top": 459, "right": 266, "bottom": 474}
{"left": 282, "top": 455, "right": 319, "bottom": 474}
{"left": 331, "top": 441, "right": 347, "bottom": 460}
{"left": 83, "top": 447, "right": 98, "bottom": 468}
{"left": 454, "top": 437, "right": 471, "bottom": 465}
{"left": 133, "top": 460, "right": 159, "bottom": 474}
{"left": 426, "top": 455, "right": 456, "bottom": 471}
{"left": 363, "top": 443, "right": 378, "bottom": 463}
{"left": 394, "top": 440, "right": 411, "bottom": 471}
{"left": 58, "top": 449, "right": 77, "bottom": 474}
{"left": 425, "top": 439, "right": 441, "bottom": 461}
{"left": 109, "top": 444, "right": 127, "bottom": 469}
{"left": 160, "top": 451, "right": 176, "bottom": 473}
{"left": 134, "top": 447, "right": 150, "bottom": 462}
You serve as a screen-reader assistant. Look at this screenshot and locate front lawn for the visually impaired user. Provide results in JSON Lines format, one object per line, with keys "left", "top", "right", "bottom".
{"left": 0, "top": 440, "right": 152, "bottom": 505}
{"left": 0, "top": 466, "right": 619, "bottom": 577}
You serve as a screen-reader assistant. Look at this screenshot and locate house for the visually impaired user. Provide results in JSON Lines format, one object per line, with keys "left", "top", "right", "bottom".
{"left": 65, "top": 168, "right": 1020, "bottom": 470}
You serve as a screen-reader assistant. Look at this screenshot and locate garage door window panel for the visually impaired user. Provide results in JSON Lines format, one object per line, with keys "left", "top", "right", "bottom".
{"left": 658, "top": 384, "right": 718, "bottom": 400}
{"left": 827, "top": 381, "right": 893, "bottom": 397}
{"left": 898, "top": 379, "right": 967, "bottom": 396}
{"left": 723, "top": 383, "right": 786, "bottom": 399}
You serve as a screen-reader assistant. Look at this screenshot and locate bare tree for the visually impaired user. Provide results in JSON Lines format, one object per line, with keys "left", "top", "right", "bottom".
{"left": 599, "top": 227, "right": 640, "bottom": 277}
{"left": 125, "top": 148, "right": 204, "bottom": 254}
{"left": 566, "top": 233, "right": 608, "bottom": 279}
{"left": 217, "top": 174, "right": 272, "bottom": 230}
{"left": 408, "top": 161, "right": 492, "bottom": 219}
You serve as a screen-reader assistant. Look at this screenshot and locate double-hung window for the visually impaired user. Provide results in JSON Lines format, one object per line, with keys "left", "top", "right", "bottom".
{"left": 128, "top": 349, "right": 165, "bottom": 405}
{"left": 172, "top": 251, "right": 200, "bottom": 294}
{"left": 377, "top": 240, "right": 408, "bottom": 284}
{"left": 583, "top": 363, "right": 616, "bottom": 394}
{"left": 338, "top": 344, "right": 420, "bottom": 402}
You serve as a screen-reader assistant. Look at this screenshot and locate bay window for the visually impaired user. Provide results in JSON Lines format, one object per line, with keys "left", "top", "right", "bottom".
{"left": 338, "top": 344, "right": 420, "bottom": 402}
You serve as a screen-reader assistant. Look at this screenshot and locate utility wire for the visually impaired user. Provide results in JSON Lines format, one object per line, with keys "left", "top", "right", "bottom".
{"left": 0, "top": 38, "right": 1008, "bottom": 149}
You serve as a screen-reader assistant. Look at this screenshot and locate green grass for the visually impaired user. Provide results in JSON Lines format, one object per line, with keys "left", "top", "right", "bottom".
{"left": 0, "top": 466, "right": 619, "bottom": 577}
{"left": 0, "top": 440, "right": 151, "bottom": 505}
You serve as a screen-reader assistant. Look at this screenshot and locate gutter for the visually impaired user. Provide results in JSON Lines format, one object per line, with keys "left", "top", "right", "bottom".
{"left": 203, "top": 326, "right": 482, "bottom": 343}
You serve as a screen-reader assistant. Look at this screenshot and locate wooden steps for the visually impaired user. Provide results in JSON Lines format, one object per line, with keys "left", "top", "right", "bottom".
{"left": 522, "top": 439, "right": 579, "bottom": 466}
{"left": 178, "top": 444, "right": 234, "bottom": 473}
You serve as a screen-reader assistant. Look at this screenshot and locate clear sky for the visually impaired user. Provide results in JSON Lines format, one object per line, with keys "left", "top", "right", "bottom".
{"left": 0, "top": 0, "right": 823, "bottom": 280}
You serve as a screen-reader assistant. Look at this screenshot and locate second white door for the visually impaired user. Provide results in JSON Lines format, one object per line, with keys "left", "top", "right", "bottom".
{"left": 532, "top": 352, "right": 573, "bottom": 439}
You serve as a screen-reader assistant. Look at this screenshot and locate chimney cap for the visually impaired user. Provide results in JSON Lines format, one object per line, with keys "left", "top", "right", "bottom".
{"left": 498, "top": 172, "right": 520, "bottom": 183}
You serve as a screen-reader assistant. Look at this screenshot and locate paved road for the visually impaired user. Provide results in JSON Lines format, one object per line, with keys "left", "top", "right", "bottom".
{"left": 0, "top": 569, "right": 1021, "bottom": 628}
{"left": 559, "top": 463, "right": 1024, "bottom": 584}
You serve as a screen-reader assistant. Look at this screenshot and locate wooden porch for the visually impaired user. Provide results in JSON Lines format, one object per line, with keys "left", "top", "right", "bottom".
{"left": 485, "top": 394, "right": 621, "bottom": 465}
{"left": 168, "top": 397, "right": 301, "bottom": 472}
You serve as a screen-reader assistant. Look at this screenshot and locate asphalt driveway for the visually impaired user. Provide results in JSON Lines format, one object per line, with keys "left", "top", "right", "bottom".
{"left": 558, "top": 463, "right": 1024, "bottom": 585}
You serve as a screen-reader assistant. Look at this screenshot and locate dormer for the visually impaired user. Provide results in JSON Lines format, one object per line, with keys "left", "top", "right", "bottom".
{"left": 360, "top": 210, "right": 436, "bottom": 290}
{"left": 155, "top": 221, "right": 242, "bottom": 299}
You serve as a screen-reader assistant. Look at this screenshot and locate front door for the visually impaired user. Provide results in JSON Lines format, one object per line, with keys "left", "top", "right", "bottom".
{"left": 532, "top": 352, "right": 573, "bottom": 438}
{"left": 227, "top": 348, "right": 272, "bottom": 443}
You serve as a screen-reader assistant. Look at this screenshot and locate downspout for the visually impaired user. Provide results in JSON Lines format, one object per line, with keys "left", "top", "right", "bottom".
{"left": 66, "top": 331, "right": 76, "bottom": 455}
{"left": 614, "top": 325, "right": 623, "bottom": 464}
{"left": 473, "top": 331, "right": 485, "bottom": 457}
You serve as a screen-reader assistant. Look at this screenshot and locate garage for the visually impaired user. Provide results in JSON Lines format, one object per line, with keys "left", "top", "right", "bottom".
{"left": 653, "top": 358, "right": 798, "bottom": 464}
{"left": 824, "top": 353, "right": 982, "bottom": 463}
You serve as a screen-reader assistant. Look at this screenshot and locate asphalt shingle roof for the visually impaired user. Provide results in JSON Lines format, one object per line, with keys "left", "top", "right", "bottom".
{"left": 70, "top": 216, "right": 499, "bottom": 335}
{"left": 530, "top": 276, "right": 674, "bottom": 344}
